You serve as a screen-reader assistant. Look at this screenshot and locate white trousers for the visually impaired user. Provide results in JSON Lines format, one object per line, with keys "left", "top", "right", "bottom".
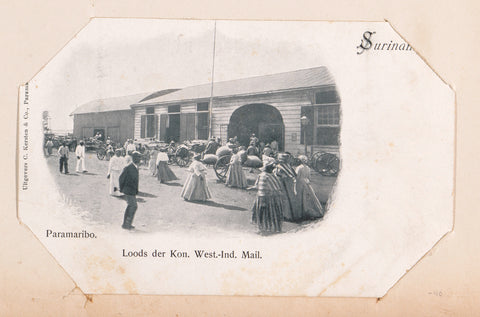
{"left": 76, "top": 157, "right": 86, "bottom": 172}
{"left": 109, "top": 170, "right": 121, "bottom": 195}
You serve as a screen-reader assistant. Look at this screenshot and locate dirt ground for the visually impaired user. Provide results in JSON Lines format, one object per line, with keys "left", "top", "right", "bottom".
{"left": 45, "top": 151, "right": 337, "bottom": 235}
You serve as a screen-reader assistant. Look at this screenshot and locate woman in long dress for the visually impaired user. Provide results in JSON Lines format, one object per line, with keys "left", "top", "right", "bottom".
{"left": 148, "top": 148, "right": 159, "bottom": 176}
{"left": 181, "top": 154, "right": 211, "bottom": 201}
{"left": 250, "top": 162, "right": 283, "bottom": 234}
{"left": 225, "top": 150, "right": 248, "bottom": 188}
{"left": 295, "top": 155, "right": 324, "bottom": 220}
{"left": 273, "top": 153, "right": 298, "bottom": 221}
{"left": 107, "top": 149, "right": 125, "bottom": 196}
{"left": 156, "top": 149, "right": 178, "bottom": 183}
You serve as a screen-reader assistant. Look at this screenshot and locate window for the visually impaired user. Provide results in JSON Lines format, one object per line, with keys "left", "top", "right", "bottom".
{"left": 197, "top": 112, "right": 209, "bottom": 140}
{"left": 196, "top": 102, "right": 209, "bottom": 140}
{"left": 301, "top": 89, "right": 341, "bottom": 146}
{"left": 140, "top": 107, "right": 158, "bottom": 138}
{"left": 317, "top": 105, "right": 340, "bottom": 125}
{"left": 168, "top": 105, "right": 181, "bottom": 113}
{"left": 316, "top": 127, "right": 340, "bottom": 145}
{"left": 315, "top": 90, "right": 340, "bottom": 104}
{"left": 197, "top": 102, "right": 209, "bottom": 112}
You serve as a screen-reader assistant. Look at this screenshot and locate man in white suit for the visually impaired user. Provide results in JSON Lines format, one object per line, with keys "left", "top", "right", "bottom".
{"left": 107, "top": 149, "right": 126, "bottom": 196}
{"left": 75, "top": 140, "right": 87, "bottom": 173}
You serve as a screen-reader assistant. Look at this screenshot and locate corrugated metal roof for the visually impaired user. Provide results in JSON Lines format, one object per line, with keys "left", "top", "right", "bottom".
{"left": 135, "top": 66, "right": 335, "bottom": 106}
{"left": 71, "top": 89, "right": 180, "bottom": 115}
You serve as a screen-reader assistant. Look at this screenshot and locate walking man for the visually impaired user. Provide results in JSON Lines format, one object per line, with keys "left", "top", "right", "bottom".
{"left": 57, "top": 142, "right": 69, "bottom": 174}
{"left": 119, "top": 151, "right": 141, "bottom": 230}
{"left": 75, "top": 140, "right": 87, "bottom": 173}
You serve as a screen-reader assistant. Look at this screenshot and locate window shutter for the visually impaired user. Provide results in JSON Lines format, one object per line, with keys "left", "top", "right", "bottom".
{"left": 160, "top": 114, "right": 168, "bottom": 141}
{"left": 186, "top": 113, "right": 196, "bottom": 140}
{"left": 140, "top": 115, "right": 146, "bottom": 138}
{"left": 180, "top": 113, "right": 187, "bottom": 141}
{"left": 153, "top": 115, "right": 158, "bottom": 139}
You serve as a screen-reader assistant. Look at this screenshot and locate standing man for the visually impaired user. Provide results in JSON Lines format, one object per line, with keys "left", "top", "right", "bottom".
{"left": 57, "top": 142, "right": 69, "bottom": 174}
{"left": 247, "top": 141, "right": 259, "bottom": 157}
{"left": 270, "top": 139, "right": 279, "bottom": 154}
{"left": 45, "top": 138, "right": 53, "bottom": 156}
{"left": 119, "top": 151, "right": 141, "bottom": 230}
{"left": 204, "top": 137, "right": 219, "bottom": 155}
{"left": 107, "top": 149, "right": 125, "bottom": 196}
{"left": 75, "top": 140, "right": 87, "bottom": 173}
{"left": 126, "top": 139, "right": 136, "bottom": 155}
{"left": 250, "top": 133, "right": 259, "bottom": 147}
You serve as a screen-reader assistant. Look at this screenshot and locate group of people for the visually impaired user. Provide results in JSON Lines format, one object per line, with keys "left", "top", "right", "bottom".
{"left": 53, "top": 134, "right": 324, "bottom": 234}
{"left": 44, "top": 137, "right": 78, "bottom": 156}
{"left": 146, "top": 146, "right": 209, "bottom": 201}
{"left": 185, "top": 133, "right": 324, "bottom": 234}
{"left": 56, "top": 140, "right": 88, "bottom": 174}
{"left": 223, "top": 148, "right": 324, "bottom": 234}
{"left": 245, "top": 133, "right": 279, "bottom": 158}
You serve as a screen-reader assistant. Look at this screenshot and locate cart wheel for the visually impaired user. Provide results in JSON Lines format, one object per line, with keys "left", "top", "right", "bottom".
{"left": 96, "top": 149, "right": 106, "bottom": 160}
{"left": 176, "top": 156, "right": 190, "bottom": 167}
{"left": 214, "top": 155, "right": 231, "bottom": 182}
{"left": 311, "top": 151, "right": 322, "bottom": 162}
{"left": 168, "top": 155, "right": 176, "bottom": 165}
{"left": 175, "top": 147, "right": 190, "bottom": 167}
{"left": 308, "top": 152, "right": 322, "bottom": 168}
{"left": 315, "top": 153, "right": 340, "bottom": 176}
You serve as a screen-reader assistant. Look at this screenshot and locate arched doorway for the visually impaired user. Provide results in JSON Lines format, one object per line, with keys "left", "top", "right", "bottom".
{"left": 228, "top": 104, "right": 284, "bottom": 150}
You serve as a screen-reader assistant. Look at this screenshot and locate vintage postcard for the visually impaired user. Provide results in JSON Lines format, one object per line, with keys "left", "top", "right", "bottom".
{"left": 17, "top": 19, "right": 454, "bottom": 296}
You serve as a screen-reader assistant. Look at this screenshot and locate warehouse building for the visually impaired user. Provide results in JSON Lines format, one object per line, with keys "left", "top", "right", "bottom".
{"left": 131, "top": 67, "right": 341, "bottom": 154}
{"left": 70, "top": 89, "right": 178, "bottom": 144}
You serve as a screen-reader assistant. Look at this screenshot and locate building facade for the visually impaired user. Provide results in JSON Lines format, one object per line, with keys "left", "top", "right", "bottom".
{"left": 132, "top": 67, "right": 341, "bottom": 155}
{"left": 71, "top": 90, "right": 178, "bottom": 145}
{"left": 72, "top": 110, "right": 135, "bottom": 144}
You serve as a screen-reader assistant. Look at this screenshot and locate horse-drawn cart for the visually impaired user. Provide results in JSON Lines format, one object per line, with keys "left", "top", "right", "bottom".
{"left": 210, "top": 148, "right": 340, "bottom": 181}
{"left": 83, "top": 139, "right": 113, "bottom": 160}
{"left": 166, "top": 140, "right": 208, "bottom": 167}
{"left": 169, "top": 145, "right": 191, "bottom": 167}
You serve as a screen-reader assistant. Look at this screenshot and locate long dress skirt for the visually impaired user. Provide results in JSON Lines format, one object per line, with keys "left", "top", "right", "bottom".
{"left": 252, "top": 195, "right": 283, "bottom": 233}
{"left": 157, "top": 161, "right": 178, "bottom": 183}
{"left": 278, "top": 177, "right": 298, "bottom": 221}
{"left": 296, "top": 179, "right": 324, "bottom": 219}
{"left": 180, "top": 174, "right": 211, "bottom": 201}
{"left": 225, "top": 163, "right": 248, "bottom": 188}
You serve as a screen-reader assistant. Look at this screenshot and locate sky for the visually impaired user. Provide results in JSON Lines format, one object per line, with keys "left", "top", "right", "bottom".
{"left": 30, "top": 19, "right": 331, "bottom": 131}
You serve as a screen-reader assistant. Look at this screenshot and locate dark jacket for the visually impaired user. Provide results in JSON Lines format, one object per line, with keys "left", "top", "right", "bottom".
{"left": 119, "top": 163, "right": 139, "bottom": 195}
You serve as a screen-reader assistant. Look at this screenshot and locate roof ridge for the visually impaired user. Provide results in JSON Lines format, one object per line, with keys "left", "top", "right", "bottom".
{"left": 178, "top": 66, "right": 328, "bottom": 89}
